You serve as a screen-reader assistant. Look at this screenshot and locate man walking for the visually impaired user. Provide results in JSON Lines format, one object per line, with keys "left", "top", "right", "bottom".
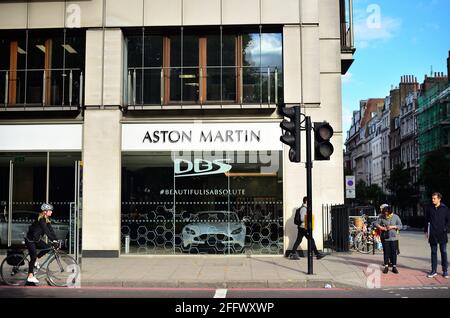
{"left": 425, "top": 192, "right": 450, "bottom": 279}
{"left": 289, "top": 197, "right": 326, "bottom": 260}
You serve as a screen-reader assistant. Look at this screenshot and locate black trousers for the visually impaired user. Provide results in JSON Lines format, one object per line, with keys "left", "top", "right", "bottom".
{"left": 291, "top": 227, "right": 319, "bottom": 255}
{"left": 382, "top": 240, "right": 398, "bottom": 266}
{"left": 25, "top": 238, "right": 51, "bottom": 275}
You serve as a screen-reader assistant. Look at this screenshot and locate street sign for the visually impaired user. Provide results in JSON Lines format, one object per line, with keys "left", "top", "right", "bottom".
{"left": 346, "top": 189, "right": 356, "bottom": 199}
{"left": 345, "top": 176, "right": 356, "bottom": 199}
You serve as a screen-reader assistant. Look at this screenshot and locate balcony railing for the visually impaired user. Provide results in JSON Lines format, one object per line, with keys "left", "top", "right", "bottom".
{"left": 0, "top": 68, "right": 83, "bottom": 111}
{"left": 125, "top": 66, "right": 280, "bottom": 108}
{"left": 340, "top": 0, "right": 355, "bottom": 52}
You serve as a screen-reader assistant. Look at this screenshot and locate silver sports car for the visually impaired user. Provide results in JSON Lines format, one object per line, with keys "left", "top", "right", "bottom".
{"left": 181, "top": 211, "right": 246, "bottom": 252}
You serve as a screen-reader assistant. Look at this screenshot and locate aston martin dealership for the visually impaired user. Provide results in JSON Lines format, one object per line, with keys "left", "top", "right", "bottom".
{"left": 0, "top": 0, "right": 354, "bottom": 258}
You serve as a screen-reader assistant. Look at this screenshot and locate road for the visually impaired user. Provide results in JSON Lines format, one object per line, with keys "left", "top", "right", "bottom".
{"left": 0, "top": 285, "right": 449, "bottom": 298}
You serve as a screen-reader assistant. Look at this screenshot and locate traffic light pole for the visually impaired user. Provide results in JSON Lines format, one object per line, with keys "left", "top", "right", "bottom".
{"left": 305, "top": 116, "right": 313, "bottom": 275}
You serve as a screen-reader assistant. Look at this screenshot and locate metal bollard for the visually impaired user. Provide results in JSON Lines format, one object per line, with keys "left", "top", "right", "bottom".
{"left": 125, "top": 235, "right": 130, "bottom": 254}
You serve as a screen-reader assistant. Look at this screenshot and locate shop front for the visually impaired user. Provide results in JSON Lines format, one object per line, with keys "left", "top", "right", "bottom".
{"left": 0, "top": 124, "right": 82, "bottom": 256}
{"left": 121, "top": 122, "right": 284, "bottom": 255}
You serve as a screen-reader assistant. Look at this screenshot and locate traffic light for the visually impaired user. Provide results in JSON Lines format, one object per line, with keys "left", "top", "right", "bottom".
{"left": 279, "top": 104, "right": 300, "bottom": 163}
{"left": 314, "top": 122, "right": 334, "bottom": 160}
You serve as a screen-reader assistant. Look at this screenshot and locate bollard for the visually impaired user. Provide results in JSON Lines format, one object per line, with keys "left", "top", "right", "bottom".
{"left": 125, "top": 235, "right": 130, "bottom": 254}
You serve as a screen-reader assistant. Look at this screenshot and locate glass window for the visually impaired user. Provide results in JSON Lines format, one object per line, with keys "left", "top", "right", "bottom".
{"left": 181, "top": 33, "right": 199, "bottom": 103}
{"left": 126, "top": 33, "right": 143, "bottom": 105}
{"left": 125, "top": 27, "right": 283, "bottom": 106}
{"left": 261, "top": 33, "right": 282, "bottom": 104}
{"left": 0, "top": 31, "right": 27, "bottom": 105}
{"left": 0, "top": 29, "right": 85, "bottom": 107}
{"left": 121, "top": 151, "right": 283, "bottom": 255}
{"left": 242, "top": 31, "right": 261, "bottom": 103}
{"left": 169, "top": 32, "right": 182, "bottom": 102}
{"left": 206, "top": 32, "right": 221, "bottom": 102}
{"left": 142, "top": 34, "right": 163, "bottom": 105}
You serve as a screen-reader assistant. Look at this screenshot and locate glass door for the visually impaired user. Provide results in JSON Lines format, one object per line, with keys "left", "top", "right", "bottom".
{"left": 0, "top": 153, "right": 81, "bottom": 251}
{"left": 0, "top": 158, "right": 11, "bottom": 249}
{"left": 8, "top": 153, "right": 47, "bottom": 247}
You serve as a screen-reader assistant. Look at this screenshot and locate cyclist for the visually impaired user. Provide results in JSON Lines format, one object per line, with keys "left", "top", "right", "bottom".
{"left": 24, "top": 203, "right": 59, "bottom": 284}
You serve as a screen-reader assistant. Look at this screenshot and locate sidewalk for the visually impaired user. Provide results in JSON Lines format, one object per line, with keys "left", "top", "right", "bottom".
{"left": 79, "top": 232, "right": 450, "bottom": 289}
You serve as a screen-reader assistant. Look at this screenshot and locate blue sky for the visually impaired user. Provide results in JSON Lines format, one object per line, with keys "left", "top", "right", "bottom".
{"left": 342, "top": 0, "right": 450, "bottom": 143}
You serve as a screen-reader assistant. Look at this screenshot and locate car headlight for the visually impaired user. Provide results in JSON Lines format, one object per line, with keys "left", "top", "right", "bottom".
{"left": 231, "top": 228, "right": 243, "bottom": 235}
{"left": 184, "top": 227, "right": 196, "bottom": 235}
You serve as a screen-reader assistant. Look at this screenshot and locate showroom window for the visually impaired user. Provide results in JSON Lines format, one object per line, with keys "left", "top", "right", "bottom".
{"left": 124, "top": 26, "right": 283, "bottom": 107}
{"left": 121, "top": 151, "right": 283, "bottom": 255}
{"left": 0, "top": 152, "right": 81, "bottom": 250}
{"left": 0, "top": 29, "right": 85, "bottom": 109}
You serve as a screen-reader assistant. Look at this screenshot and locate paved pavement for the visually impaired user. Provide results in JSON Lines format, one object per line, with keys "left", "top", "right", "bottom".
{"left": 1, "top": 231, "right": 449, "bottom": 290}
{"left": 74, "top": 231, "right": 450, "bottom": 289}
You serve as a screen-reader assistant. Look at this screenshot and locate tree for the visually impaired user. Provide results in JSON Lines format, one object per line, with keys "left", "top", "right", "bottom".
{"left": 386, "top": 163, "right": 417, "bottom": 213}
{"left": 420, "top": 149, "right": 450, "bottom": 203}
{"left": 355, "top": 180, "right": 384, "bottom": 207}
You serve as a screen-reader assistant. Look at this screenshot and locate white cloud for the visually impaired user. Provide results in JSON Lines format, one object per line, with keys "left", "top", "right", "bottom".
{"left": 342, "top": 72, "right": 353, "bottom": 84}
{"left": 353, "top": 8, "right": 402, "bottom": 49}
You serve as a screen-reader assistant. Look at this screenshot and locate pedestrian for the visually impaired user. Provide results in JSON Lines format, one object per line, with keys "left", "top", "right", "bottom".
{"left": 424, "top": 192, "right": 450, "bottom": 279}
{"left": 377, "top": 204, "right": 400, "bottom": 266}
{"left": 374, "top": 205, "right": 403, "bottom": 274}
{"left": 289, "top": 196, "right": 326, "bottom": 260}
{"left": 24, "top": 203, "right": 60, "bottom": 284}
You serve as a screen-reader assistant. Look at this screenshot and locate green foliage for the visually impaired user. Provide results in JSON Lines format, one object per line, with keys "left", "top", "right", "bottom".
{"left": 420, "top": 149, "right": 450, "bottom": 202}
{"left": 386, "top": 163, "right": 418, "bottom": 210}
{"left": 355, "top": 180, "right": 385, "bottom": 208}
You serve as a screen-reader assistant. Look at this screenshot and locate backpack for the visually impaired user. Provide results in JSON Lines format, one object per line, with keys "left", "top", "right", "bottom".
{"left": 294, "top": 208, "right": 301, "bottom": 226}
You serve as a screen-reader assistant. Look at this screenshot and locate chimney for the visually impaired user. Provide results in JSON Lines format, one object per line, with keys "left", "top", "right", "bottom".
{"left": 448, "top": 51, "right": 450, "bottom": 84}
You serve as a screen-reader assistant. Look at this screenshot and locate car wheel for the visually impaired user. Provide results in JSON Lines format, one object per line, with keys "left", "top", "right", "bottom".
{"left": 182, "top": 244, "right": 191, "bottom": 253}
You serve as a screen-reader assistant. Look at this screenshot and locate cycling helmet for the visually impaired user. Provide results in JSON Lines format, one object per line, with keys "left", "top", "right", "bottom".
{"left": 40, "top": 203, "right": 54, "bottom": 211}
{"left": 380, "top": 203, "right": 389, "bottom": 211}
{"left": 382, "top": 205, "right": 392, "bottom": 213}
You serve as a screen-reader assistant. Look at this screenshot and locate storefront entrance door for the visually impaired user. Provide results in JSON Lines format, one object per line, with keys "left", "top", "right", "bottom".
{"left": 0, "top": 153, "right": 82, "bottom": 255}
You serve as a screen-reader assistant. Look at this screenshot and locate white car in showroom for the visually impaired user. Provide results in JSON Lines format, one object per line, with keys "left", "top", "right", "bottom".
{"left": 181, "top": 211, "right": 246, "bottom": 252}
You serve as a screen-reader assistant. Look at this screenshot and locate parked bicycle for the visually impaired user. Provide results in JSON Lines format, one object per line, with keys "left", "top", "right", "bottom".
{"left": 349, "top": 218, "right": 382, "bottom": 254}
{"left": 1, "top": 240, "right": 79, "bottom": 287}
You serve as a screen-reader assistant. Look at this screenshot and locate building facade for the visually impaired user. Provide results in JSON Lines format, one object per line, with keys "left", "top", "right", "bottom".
{"left": 379, "top": 98, "right": 390, "bottom": 193}
{"left": 0, "top": 0, "right": 354, "bottom": 257}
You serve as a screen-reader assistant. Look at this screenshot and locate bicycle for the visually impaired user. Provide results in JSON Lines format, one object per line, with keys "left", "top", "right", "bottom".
{"left": 352, "top": 222, "right": 382, "bottom": 254}
{"left": 0, "top": 240, "right": 80, "bottom": 287}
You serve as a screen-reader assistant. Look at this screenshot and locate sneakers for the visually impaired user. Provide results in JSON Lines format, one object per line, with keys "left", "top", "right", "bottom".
{"left": 289, "top": 252, "right": 300, "bottom": 260}
{"left": 34, "top": 261, "right": 40, "bottom": 270}
{"left": 383, "top": 266, "right": 389, "bottom": 274}
{"left": 443, "top": 272, "right": 449, "bottom": 279}
{"left": 316, "top": 253, "right": 327, "bottom": 260}
{"left": 26, "top": 276, "right": 39, "bottom": 284}
{"left": 392, "top": 267, "right": 399, "bottom": 274}
{"left": 427, "top": 272, "right": 438, "bottom": 278}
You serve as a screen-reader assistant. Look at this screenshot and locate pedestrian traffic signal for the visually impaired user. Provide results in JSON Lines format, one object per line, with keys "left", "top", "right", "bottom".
{"left": 314, "top": 122, "right": 334, "bottom": 160}
{"left": 279, "top": 104, "right": 301, "bottom": 163}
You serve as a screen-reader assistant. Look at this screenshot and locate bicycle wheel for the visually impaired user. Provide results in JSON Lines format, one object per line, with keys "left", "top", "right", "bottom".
{"left": 46, "top": 253, "right": 79, "bottom": 287}
{"left": 0, "top": 255, "right": 29, "bottom": 286}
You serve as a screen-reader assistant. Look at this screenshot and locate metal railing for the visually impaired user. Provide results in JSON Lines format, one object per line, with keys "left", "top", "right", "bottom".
{"left": 125, "top": 65, "right": 280, "bottom": 107}
{"left": 0, "top": 68, "right": 83, "bottom": 110}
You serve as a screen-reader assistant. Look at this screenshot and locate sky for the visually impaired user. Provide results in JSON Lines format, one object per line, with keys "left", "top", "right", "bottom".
{"left": 342, "top": 0, "right": 450, "bottom": 145}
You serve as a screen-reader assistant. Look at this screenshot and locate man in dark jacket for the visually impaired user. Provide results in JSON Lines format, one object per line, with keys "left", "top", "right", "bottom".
{"left": 424, "top": 192, "right": 450, "bottom": 278}
{"left": 289, "top": 197, "right": 326, "bottom": 260}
